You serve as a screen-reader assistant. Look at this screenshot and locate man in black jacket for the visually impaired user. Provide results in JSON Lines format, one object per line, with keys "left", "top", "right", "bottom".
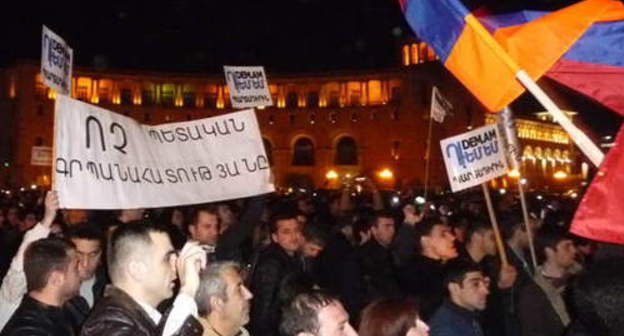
{"left": 249, "top": 213, "right": 304, "bottom": 336}
{"left": 1, "top": 237, "right": 82, "bottom": 336}
{"left": 357, "top": 210, "right": 402, "bottom": 306}
{"left": 80, "top": 221, "right": 205, "bottom": 336}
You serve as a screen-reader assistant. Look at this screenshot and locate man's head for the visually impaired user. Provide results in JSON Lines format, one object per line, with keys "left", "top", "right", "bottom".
{"left": 414, "top": 217, "right": 457, "bottom": 261}
{"left": 65, "top": 222, "right": 104, "bottom": 281}
{"left": 24, "top": 237, "right": 81, "bottom": 305}
{"left": 281, "top": 290, "right": 357, "bottom": 336}
{"left": 301, "top": 224, "right": 327, "bottom": 258}
{"left": 535, "top": 226, "right": 577, "bottom": 268}
{"left": 20, "top": 209, "right": 38, "bottom": 232}
{"left": 107, "top": 220, "right": 178, "bottom": 307}
{"left": 195, "top": 261, "right": 253, "bottom": 327}
{"left": 188, "top": 206, "right": 220, "bottom": 245}
{"left": 465, "top": 220, "right": 497, "bottom": 257}
{"left": 500, "top": 212, "right": 539, "bottom": 248}
{"left": 216, "top": 203, "right": 236, "bottom": 229}
{"left": 445, "top": 260, "right": 490, "bottom": 311}
{"left": 369, "top": 210, "right": 396, "bottom": 248}
{"left": 117, "top": 208, "right": 145, "bottom": 223}
{"left": 270, "top": 213, "right": 302, "bottom": 255}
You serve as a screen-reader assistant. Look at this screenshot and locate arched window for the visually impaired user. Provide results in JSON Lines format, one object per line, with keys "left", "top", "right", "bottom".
{"left": 335, "top": 137, "right": 358, "bottom": 165}
{"left": 263, "top": 138, "right": 273, "bottom": 166}
{"left": 292, "top": 138, "right": 315, "bottom": 166}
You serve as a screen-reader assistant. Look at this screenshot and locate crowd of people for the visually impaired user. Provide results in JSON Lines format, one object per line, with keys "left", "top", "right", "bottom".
{"left": 0, "top": 179, "right": 623, "bottom": 336}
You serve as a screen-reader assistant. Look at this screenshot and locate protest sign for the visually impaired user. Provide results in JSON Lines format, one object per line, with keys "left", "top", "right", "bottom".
{"left": 430, "top": 86, "right": 452, "bottom": 123}
{"left": 41, "top": 26, "right": 73, "bottom": 96}
{"left": 440, "top": 124, "right": 508, "bottom": 192}
{"left": 54, "top": 95, "right": 274, "bottom": 209}
{"left": 31, "top": 146, "right": 53, "bottom": 166}
{"left": 224, "top": 66, "right": 273, "bottom": 109}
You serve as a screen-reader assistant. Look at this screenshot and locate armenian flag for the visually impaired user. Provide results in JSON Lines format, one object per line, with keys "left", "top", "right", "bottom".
{"left": 399, "top": 0, "right": 624, "bottom": 113}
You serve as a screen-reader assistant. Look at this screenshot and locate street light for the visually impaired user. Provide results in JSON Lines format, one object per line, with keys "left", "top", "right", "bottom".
{"left": 378, "top": 168, "right": 394, "bottom": 179}
{"left": 507, "top": 169, "right": 520, "bottom": 178}
{"left": 553, "top": 171, "right": 568, "bottom": 180}
{"left": 326, "top": 170, "right": 339, "bottom": 180}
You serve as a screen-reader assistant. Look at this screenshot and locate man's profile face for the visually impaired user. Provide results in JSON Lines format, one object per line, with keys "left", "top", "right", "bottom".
{"left": 71, "top": 238, "right": 102, "bottom": 281}
{"left": 481, "top": 229, "right": 497, "bottom": 256}
{"left": 452, "top": 271, "right": 490, "bottom": 311}
{"left": 552, "top": 239, "right": 577, "bottom": 269}
{"left": 144, "top": 232, "right": 178, "bottom": 304}
{"left": 272, "top": 219, "right": 302, "bottom": 254}
{"left": 425, "top": 224, "right": 457, "bottom": 260}
{"left": 317, "top": 301, "right": 357, "bottom": 336}
{"left": 222, "top": 268, "right": 253, "bottom": 326}
{"left": 190, "top": 211, "right": 219, "bottom": 245}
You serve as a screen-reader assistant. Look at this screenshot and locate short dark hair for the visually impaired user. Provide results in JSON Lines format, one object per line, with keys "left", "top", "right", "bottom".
{"left": 107, "top": 220, "right": 169, "bottom": 283}
{"left": 65, "top": 221, "right": 105, "bottom": 246}
{"left": 188, "top": 205, "right": 219, "bottom": 228}
{"left": 359, "top": 298, "right": 419, "bottom": 336}
{"left": 371, "top": 209, "right": 395, "bottom": 228}
{"left": 464, "top": 220, "right": 492, "bottom": 244}
{"left": 413, "top": 216, "right": 445, "bottom": 254}
{"left": 24, "top": 238, "right": 75, "bottom": 292}
{"left": 534, "top": 225, "right": 571, "bottom": 264}
{"left": 499, "top": 211, "right": 524, "bottom": 241}
{"left": 444, "top": 259, "right": 483, "bottom": 289}
{"left": 302, "top": 224, "right": 327, "bottom": 247}
{"left": 571, "top": 258, "right": 624, "bottom": 336}
{"left": 280, "top": 290, "right": 338, "bottom": 336}
{"left": 269, "top": 212, "right": 299, "bottom": 234}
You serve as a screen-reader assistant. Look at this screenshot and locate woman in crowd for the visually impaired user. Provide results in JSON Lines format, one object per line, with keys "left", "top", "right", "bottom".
{"left": 359, "top": 298, "right": 429, "bottom": 336}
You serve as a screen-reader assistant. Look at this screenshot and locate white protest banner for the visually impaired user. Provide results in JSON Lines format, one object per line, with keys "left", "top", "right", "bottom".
{"left": 440, "top": 124, "right": 508, "bottom": 192}
{"left": 224, "top": 66, "right": 273, "bottom": 109}
{"left": 31, "top": 146, "right": 53, "bottom": 166}
{"left": 41, "top": 26, "right": 73, "bottom": 96}
{"left": 54, "top": 95, "right": 274, "bottom": 209}
{"left": 430, "top": 86, "right": 452, "bottom": 123}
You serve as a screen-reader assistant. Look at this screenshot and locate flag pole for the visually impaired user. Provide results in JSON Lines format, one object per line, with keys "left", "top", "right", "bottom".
{"left": 482, "top": 183, "right": 509, "bottom": 266}
{"left": 463, "top": 15, "right": 604, "bottom": 167}
{"left": 423, "top": 96, "right": 435, "bottom": 200}
{"left": 498, "top": 107, "right": 538, "bottom": 269}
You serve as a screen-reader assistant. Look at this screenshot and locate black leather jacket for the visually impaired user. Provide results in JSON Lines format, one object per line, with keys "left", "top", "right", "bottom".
{"left": 80, "top": 286, "right": 202, "bottom": 336}
{"left": 248, "top": 243, "right": 304, "bottom": 336}
{"left": 1, "top": 295, "right": 75, "bottom": 336}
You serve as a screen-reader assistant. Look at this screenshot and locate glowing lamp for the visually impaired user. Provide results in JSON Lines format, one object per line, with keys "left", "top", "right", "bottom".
{"left": 508, "top": 169, "right": 520, "bottom": 178}
{"left": 326, "top": 170, "right": 339, "bottom": 180}
{"left": 553, "top": 171, "right": 568, "bottom": 180}
{"left": 378, "top": 169, "right": 394, "bottom": 179}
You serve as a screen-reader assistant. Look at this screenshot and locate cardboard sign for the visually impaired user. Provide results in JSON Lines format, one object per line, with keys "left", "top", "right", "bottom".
{"left": 41, "top": 26, "right": 73, "bottom": 96}
{"left": 31, "top": 146, "right": 53, "bottom": 166}
{"left": 430, "top": 86, "right": 452, "bottom": 123}
{"left": 224, "top": 66, "right": 273, "bottom": 108}
{"left": 440, "top": 124, "right": 508, "bottom": 192}
{"left": 54, "top": 95, "right": 274, "bottom": 209}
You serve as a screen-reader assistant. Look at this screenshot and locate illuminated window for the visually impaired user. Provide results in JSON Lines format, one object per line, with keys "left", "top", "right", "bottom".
{"left": 335, "top": 137, "right": 358, "bottom": 165}
{"left": 35, "top": 74, "right": 46, "bottom": 98}
{"left": 292, "top": 137, "right": 315, "bottom": 166}
{"left": 76, "top": 77, "right": 92, "bottom": 101}
{"left": 121, "top": 88, "right": 132, "bottom": 105}
{"left": 402, "top": 45, "right": 410, "bottom": 66}
{"left": 161, "top": 84, "right": 175, "bottom": 106}
{"left": 98, "top": 79, "right": 114, "bottom": 104}
{"left": 368, "top": 80, "right": 382, "bottom": 105}
{"left": 307, "top": 91, "right": 319, "bottom": 107}
{"left": 287, "top": 92, "right": 298, "bottom": 108}
{"left": 411, "top": 44, "right": 419, "bottom": 64}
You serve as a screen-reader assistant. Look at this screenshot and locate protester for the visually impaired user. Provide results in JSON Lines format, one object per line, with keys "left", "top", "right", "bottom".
{"left": 280, "top": 290, "right": 357, "bottom": 336}
{"left": 0, "top": 237, "right": 81, "bottom": 336}
{"left": 194, "top": 261, "right": 253, "bottom": 336}
{"left": 399, "top": 217, "right": 457, "bottom": 320}
{"left": 248, "top": 212, "right": 303, "bottom": 336}
{"left": 428, "top": 260, "right": 490, "bottom": 336}
{"left": 359, "top": 298, "right": 429, "bottom": 336}
{"left": 518, "top": 226, "right": 579, "bottom": 336}
{"left": 80, "top": 220, "right": 206, "bottom": 336}
{"left": 0, "top": 191, "right": 60, "bottom": 330}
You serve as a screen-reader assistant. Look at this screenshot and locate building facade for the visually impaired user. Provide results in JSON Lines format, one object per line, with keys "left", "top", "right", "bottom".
{"left": 0, "top": 42, "right": 580, "bottom": 193}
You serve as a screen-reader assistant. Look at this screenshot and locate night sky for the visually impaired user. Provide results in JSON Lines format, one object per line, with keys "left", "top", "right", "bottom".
{"left": 4, "top": 0, "right": 616, "bottom": 134}
{"left": 1, "top": 0, "right": 582, "bottom": 73}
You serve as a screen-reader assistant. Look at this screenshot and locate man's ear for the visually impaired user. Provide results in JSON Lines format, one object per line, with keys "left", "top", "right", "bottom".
{"left": 448, "top": 282, "right": 460, "bottom": 296}
{"left": 188, "top": 225, "right": 197, "bottom": 239}
{"left": 127, "top": 259, "right": 147, "bottom": 282}
{"left": 48, "top": 270, "right": 64, "bottom": 289}
{"left": 210, "top": 296, "right": 224, "bottom": 313}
